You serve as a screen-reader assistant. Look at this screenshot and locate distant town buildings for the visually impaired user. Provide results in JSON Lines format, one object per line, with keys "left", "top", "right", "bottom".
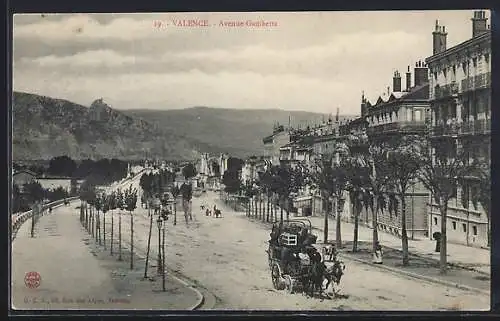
{"left": 254, "top": 11, "right": 490, "bottom": 248}
{"left": 13, "top": 169, "right": 37, "bottom": 189}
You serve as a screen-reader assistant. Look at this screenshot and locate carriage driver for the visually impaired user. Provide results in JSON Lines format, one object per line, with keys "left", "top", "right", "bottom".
{"left": 280, "top": 246, "right": 300, "bottom": 274}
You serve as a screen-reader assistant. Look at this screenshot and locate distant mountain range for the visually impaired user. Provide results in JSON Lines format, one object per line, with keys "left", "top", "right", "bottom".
{"left": 12, "top": 91, "right": 355, "bottom": 161}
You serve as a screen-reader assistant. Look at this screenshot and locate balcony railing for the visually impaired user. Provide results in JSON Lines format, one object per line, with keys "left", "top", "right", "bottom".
{"left": 367, "top": 121, "right": 427, "bottom": 135}
{"left": 461, "top": 72, "right": 491, "bottom": 92}
{"left": 434, "top": 82, "right": 458, "bottom": 99}
{"left": 431, "top": 118, "right": 490, "bottom": 137}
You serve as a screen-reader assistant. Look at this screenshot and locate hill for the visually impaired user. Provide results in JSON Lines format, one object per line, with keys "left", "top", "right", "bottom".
{"left": 12, "top": 92, "right": 202, "bottom": 160}
{"left": 12, "top": 91, "right": 354, "bottom": 160}
{"left": 124, "top": 107, "right": 353, "bottom": 157}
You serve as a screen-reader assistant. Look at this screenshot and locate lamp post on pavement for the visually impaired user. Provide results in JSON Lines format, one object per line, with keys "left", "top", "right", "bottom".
{"left": 161, "top": 209, "right": 167, "bottom": 292}
{"left": 156, "top": 215, "right": 163, "bottom": 278}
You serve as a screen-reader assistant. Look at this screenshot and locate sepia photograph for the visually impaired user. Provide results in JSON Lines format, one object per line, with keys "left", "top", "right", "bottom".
{"left": 11, "top": 10, "right": 491, "bottom": 311}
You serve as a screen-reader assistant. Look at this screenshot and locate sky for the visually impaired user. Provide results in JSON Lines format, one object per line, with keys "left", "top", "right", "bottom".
{"left": 13, "top": 10, "right": 488, "bottom": 115}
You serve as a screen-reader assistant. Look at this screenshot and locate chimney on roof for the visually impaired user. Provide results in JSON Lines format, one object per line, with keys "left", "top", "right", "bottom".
{"left": 432, "top": 20, "right": 447, "bottom": 54}
{"left": 405, "top": 66, "right": 412, "bottom": 91}
{"left": 387, "top": 86, "right": 390, "bottom": 96}
{"left": 414, "top": 60, "right": 429, "bottom": 86}
{"left": 472, "top": 10, "right": 489, "bottom": 38}
{"left": 393, "top": 70, "right": 402, "bottom": 92}
{"left": 361, "top": 90, "right": 367, "bottom": 117}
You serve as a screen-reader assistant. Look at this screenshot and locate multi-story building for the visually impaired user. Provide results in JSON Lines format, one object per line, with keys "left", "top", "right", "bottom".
{"left": 356, "top": 63, "right": 431, "bottom": 238}
{"left": 262, "top": 123, "right": 292, "bottom": 165}
{"left": 425, "top": 11, "right": 491, "bottom": 248}
{"left": 13, "top": 169, "right": 37, "bottom": 190}
{"left": 279, "top": 128, "right": 315, "bottom": 168}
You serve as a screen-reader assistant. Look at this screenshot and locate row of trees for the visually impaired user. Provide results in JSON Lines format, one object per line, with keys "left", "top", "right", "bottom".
{"left": 79, "top": 182, "right": 138, "bottom": 269}
{"left": 230, "top": 132, "right": 489, "bottom": 274}
{"left": 12, "top": 182, "right": 72, "bottom": 213}
{"left": 139, "top": 167, "right": 195, "bottom": 226}
{"left": 15, "top": 156, "right": 129, "bottom": 185}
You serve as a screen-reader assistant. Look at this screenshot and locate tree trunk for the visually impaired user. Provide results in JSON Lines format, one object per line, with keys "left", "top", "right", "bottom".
{"left": 439, "top": 198, "right": 448, "bottom": 274}
{"left": 279, "top": 195, "right": 285, "bottom": 222}
{"left": 130, "top": 211, "right": 134, "bottom": 270}
{"left": 259, "top": 194, "right": 263, "bottom": 220}
{"left": 118, "top": 211, "right": 122, "bottom": 261}
{"left": 353, "top": 198, "right": 359, "bottom": 252}
{"left": 91, "top": 207, "right": 94, "bottom": 238}
{"left": 96, "top": 210, "right": 100, "bottom": 244}
{"left": 85, "top": 203, "right": 89, "bottom": 230}
{"left": 487, "top": 209, "right": 490, "bottom": 247}
{"left": 401, "top": 194, "right": 409, "bottom": 266}
{"left": 31, "top": 206, "right": 36, "bottom": 238}
{"left": 80, "top": 200, "right": 84, "bottom": 223}
{"left": 103, "top": 212, "right": 106, "bottom": 249}
{"left": 111, "top": 210, "right": 114, "bottom": 255}
{"left": 273, "top": 197, "right": 277, "bottom": 222}
{"left": 280, "top": 197, "right": 284, "bottom": 223}
{"left": 266, "top": 194, "right": 270, "bottom": 222}
{"left": 286, "top": 198, "right": 290, "bottom": 221}
{"left": 336, "top": 197, "right": 342, "bottom": 248}
{"left": 324, "top": 196, "right": 331, "bottom": 244}
{"left": 174, "top": 199, "right": 177, "bottom": 226}
{"left": 372, "top": 197, "right": 379, "bottom": 253}
{"left": 255, "top": 197, "right": 258, "bottom": 217}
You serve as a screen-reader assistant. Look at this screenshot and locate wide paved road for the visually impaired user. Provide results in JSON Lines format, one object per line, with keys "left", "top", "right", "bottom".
{"left": 115, "top": 186, "right": 489, "bottom": 311}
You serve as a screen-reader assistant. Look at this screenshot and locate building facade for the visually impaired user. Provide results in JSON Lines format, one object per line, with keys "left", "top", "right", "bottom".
{"left": 262, "top": 124, "right": 291, "bottom": 165}
{"left": 425, "top": 11, "right": 491, "bottom": 248}
{"left": 358, "top": 64, "right": 431, "bottom": 238}
{"left": 13, "top": 169, "right": 37, "bottom": 188}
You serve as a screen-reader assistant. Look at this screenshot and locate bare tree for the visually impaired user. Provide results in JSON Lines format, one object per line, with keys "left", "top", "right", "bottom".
{"left": 419, "top": 139, "right": 468, "bottom": 274}
{"left": 312, "top": 145, "right": 349, "bottom": 247}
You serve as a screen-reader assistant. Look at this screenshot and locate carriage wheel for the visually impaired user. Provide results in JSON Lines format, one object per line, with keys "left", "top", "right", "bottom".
{"left": 284, "top": 275, "right": 294, "bottom": 294}
{"left": 271, "top": 263, "right": 284, "bottom": 290}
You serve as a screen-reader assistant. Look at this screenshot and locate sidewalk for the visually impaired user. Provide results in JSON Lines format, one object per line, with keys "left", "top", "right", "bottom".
{"left": 304, "top": 215, "right": 490, "bottom": 275}
{"left": 11, "top": 201, "right": 202, "bottom": 310}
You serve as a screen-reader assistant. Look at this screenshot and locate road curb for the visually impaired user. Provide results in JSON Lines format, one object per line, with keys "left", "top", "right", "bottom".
{"left": 166, "top": 269, "right": 205, "bottom": 310}
{"left": 127, "top": 246, "right": 205, "bottom": 310}
{"left": 339, "top": 252, "right": 490, "bottom": 296}
{"left": 310, "top": 226, "right": 489, "bottom": 276}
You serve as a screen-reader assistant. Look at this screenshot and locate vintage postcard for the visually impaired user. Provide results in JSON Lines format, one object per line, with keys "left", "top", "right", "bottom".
{"left": 11, "top": 11, "right": 491, "bottom": 311}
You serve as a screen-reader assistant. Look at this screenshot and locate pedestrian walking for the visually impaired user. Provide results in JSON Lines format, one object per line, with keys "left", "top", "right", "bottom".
{"left": 372, "top": 241, "right": 383, "bottom": 264}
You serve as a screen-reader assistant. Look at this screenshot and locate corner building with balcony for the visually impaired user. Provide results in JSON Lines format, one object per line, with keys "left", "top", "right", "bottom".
{"left": 425, "top": 11, "right": 491, "bottom": 248}
{"left": 357, "top": 63, "right": 431, "bottom": 239}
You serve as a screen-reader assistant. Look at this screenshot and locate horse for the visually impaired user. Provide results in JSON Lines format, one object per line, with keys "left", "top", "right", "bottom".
{"left": 304, "top": 252, "right": 326, "bottom": 297}
{"left": 303, "top": 249, "right": 326, "bottom": 298}
{"left": 323, "top": 257, "right": 346, "bottom": 297}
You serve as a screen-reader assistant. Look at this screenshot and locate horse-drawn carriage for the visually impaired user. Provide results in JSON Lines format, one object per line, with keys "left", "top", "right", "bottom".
{"left": 266, "top": 219, "right": 345, "bottom": 297}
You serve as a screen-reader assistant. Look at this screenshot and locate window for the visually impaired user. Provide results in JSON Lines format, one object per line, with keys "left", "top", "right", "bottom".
{"left": 415, "top": 110, "right": 422, "bottom": 121}
{"left": 473, "top": 57, "right": 477, "bottom": 68}
{"left": 485, "top": 53, "right": 489, "bottom": 63}
{"left": 462, "top": 223, "right": 467, "bottom": 232}
{"left": 462, "top": 62, "right": 467, "bottom": 73}
{"left": 473, "top": 226, "right": 478, "bottom": 236}
{"left": 434, "top": 72, "right": 437, "bottom": 80}
{"left": 434, "top": 217, "right": 438, "bottom": 225}
{"left": 452, "top": 65, "right": 456, "bottom": 75}
{"left": 443, "top": 68, "right": 447, "bottom": 78}
{"left": 452, "top": 221, "right": 457, "bottom": 230}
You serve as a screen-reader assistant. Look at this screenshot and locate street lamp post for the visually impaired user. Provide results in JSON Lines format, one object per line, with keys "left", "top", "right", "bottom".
{"left": 162, "top": 211, "right": 166, "bottom": 292}
{"left": 156, "top": 215, "right": 163, "bottom": 277}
